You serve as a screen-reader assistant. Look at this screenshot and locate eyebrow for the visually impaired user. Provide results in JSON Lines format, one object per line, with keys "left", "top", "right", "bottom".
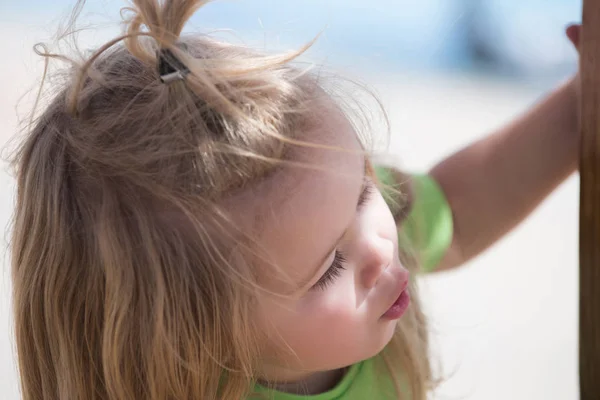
{"left": 299, "top": 158, "right": 369, "bottom": 289}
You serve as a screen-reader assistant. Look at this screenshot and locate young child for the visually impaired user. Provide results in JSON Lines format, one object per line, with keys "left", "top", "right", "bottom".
{"left": 8, "top": 0, "right": 581, "bottom": 399}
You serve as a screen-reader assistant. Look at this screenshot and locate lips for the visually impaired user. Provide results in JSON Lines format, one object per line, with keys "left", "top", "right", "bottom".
{"left": 382, "top": 289, "right": 410, "bottom": 320}
{"left": 381, "top": 272, "right": 410, "bottom": 320}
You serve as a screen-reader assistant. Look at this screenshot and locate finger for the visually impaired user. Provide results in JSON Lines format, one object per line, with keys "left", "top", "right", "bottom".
{"left": 566, "top": 24, "right": 581, "bottom": 50}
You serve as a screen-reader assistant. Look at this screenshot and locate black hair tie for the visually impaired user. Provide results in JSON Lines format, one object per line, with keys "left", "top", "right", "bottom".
{"left": 157, "top": 47, "right": 190, "bottom": 84}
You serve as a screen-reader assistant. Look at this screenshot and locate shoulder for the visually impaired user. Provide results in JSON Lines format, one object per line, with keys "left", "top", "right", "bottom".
{"left": 374, "top": 166, "right": 454, "bottom": 273}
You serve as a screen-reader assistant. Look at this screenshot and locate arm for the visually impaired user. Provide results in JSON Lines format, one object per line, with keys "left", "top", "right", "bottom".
{"left": 378, "top": 78, "right": 578, "bottom": 273}
{"left": 431, "top": 78, "right": 578, "bottom": 271}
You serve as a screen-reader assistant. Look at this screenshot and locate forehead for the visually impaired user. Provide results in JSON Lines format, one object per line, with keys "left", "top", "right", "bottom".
{"left": 232, "top": 96, "right": 366, "bottom": 290}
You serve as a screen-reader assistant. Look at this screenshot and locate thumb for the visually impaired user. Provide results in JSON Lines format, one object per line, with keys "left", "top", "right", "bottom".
{"left": 566, "top": 24, "right": 581, "bottom": 52}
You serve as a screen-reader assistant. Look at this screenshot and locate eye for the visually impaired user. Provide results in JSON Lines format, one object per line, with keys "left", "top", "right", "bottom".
{"left": 357, "top": 180, "right": 375, "bottom": 209}
{"left": 312, "top": 251, "right": 347, "bottom": 291}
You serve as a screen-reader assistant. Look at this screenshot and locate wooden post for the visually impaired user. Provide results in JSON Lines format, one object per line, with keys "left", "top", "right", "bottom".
{"left": 580, "top": 1, "right": 600, "bottom": 398}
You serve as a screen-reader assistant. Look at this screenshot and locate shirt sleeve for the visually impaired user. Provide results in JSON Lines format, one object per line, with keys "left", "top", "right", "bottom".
{"left": 374, "top": 167, "right": 453, "bottom": 273}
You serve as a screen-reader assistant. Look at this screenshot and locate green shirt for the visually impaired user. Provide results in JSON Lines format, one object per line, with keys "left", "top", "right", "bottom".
{"left": 393, "top": 172, "right": 454, "bottom": 273}
{"left": 251, "top": 170, "right": 454, "bottom": 400}
{"left": 251, "top": 356, "right": 396, "bottom": 399}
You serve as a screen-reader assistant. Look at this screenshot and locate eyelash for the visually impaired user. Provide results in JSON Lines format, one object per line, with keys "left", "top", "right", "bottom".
{"left": 313, "top": 251, "right": 347, "bottom": 291}
{"left": 312, "top": 180, "right": 375, "bottom": 291}
{"left": 357, "top": 179, "right": 375, "bottom": 208}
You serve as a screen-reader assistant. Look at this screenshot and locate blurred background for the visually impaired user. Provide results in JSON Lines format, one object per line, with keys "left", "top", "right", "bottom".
{"left": 0, "top": 0, "right": 582, "bottom": 398}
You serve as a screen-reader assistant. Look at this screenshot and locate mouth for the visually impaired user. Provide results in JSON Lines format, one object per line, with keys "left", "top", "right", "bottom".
{"left": 381, "top": 279, "right": 410, "bottom": 320}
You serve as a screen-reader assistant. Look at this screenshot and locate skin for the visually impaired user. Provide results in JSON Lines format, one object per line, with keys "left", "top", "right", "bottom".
{"left": 225, "top": 25, "right": 583, "bottom": 396}
{"left": 229, "top": 95, "right": 410, "bottom": 395}
{"left": 432, "top": 76, "right": 579, "bottom": 270}
{"left": 433, "top": 25, "right": 581, "bottom": 270}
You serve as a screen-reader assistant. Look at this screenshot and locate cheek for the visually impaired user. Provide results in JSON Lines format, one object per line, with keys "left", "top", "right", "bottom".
{"left": 301, "top": 287, "right": 358, "bottom": 324}
{"left": 259, "top": 284, "right": 363, "bottom": 357}
{"left": 278, "top": 286, "right": 359, "bottom": 336}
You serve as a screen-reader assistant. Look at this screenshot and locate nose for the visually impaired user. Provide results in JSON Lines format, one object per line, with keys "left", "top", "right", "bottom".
{"left": 360, "top": 236, "right": 394, "bottom": 289}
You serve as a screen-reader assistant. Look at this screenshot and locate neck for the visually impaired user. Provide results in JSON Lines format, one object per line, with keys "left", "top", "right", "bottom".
{"left": 258, "top": 367, "right": 348, "bottom": 395}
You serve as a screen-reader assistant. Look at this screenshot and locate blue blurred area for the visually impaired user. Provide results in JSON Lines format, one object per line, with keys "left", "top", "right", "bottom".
{"left": 471, "top": 0, "right": 581, "bottom": 77}
{"left": 3, "top": 0, "right": 581, "bottom": 80}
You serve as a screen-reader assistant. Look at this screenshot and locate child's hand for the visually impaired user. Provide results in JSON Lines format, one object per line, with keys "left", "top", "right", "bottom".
{"left": 566, "top": 24, "right": 581, "bottom": 53}
{"left": 566, "top": 24, "right": 581, "bottom": 99}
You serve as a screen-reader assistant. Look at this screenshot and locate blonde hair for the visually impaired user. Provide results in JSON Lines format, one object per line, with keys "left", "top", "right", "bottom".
{"left": 9, "top": 0, "right": 433, "bottom": 398}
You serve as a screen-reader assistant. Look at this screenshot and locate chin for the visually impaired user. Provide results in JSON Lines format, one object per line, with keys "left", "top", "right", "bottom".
{"left": 366, "top": 319, "right": 399, "bottom": 359}
{"left": 383, "top": 319, "right": 399, "bottom": 342}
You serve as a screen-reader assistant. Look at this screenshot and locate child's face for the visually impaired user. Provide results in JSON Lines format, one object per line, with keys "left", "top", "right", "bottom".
{"left": 238, "top": 97, "right": 410, "bottom": 382}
